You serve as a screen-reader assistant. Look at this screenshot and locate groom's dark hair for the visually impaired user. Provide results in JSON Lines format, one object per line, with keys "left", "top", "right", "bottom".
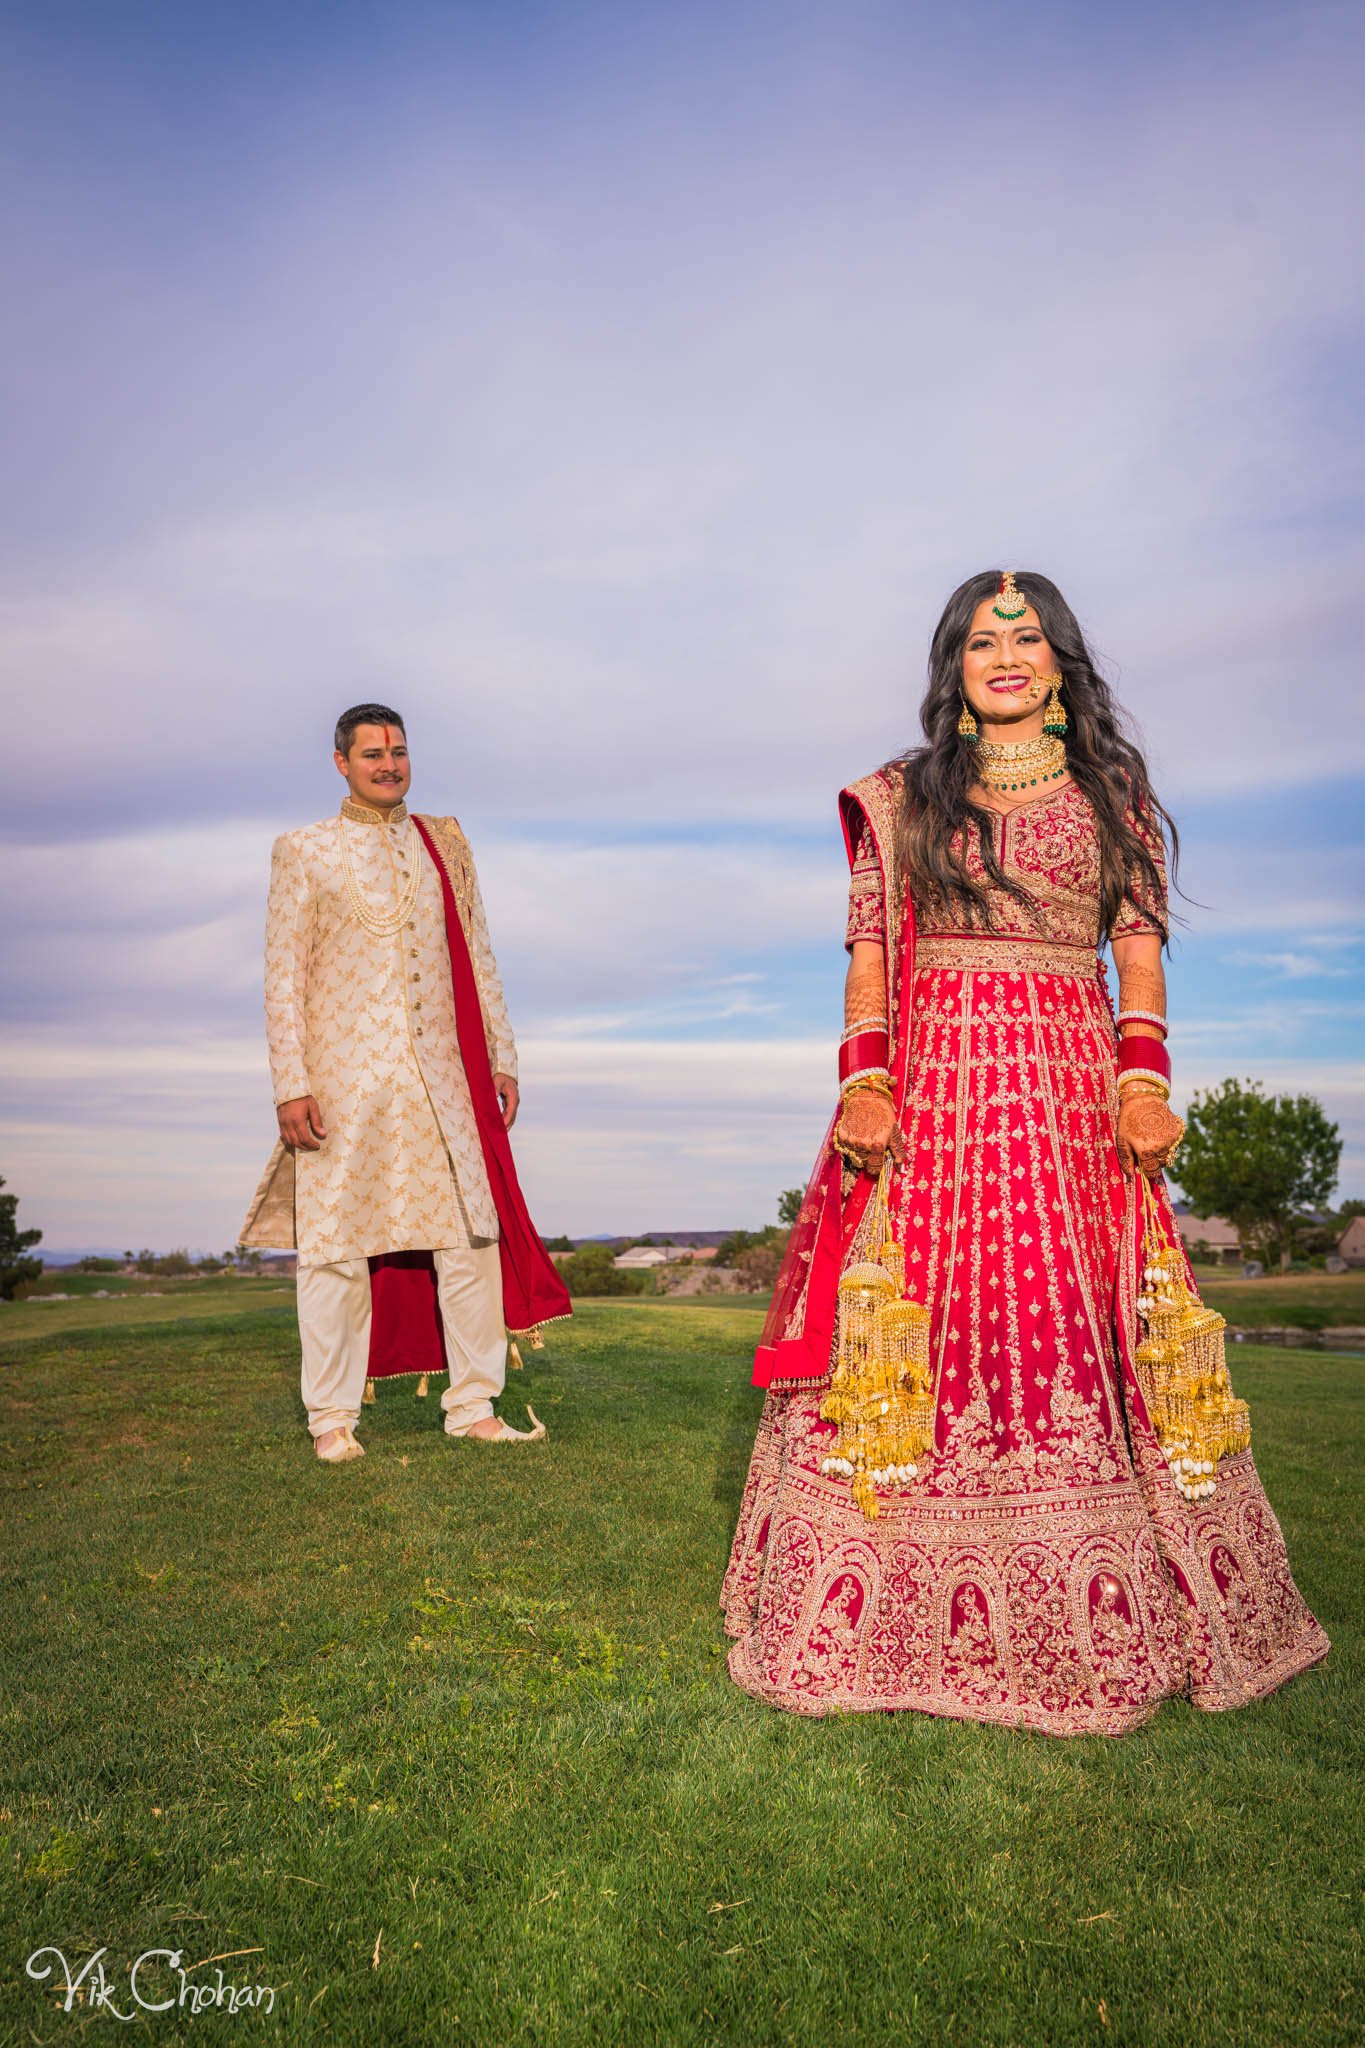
{"left": 334, "top": 704, "right": 406, "bottom": 756}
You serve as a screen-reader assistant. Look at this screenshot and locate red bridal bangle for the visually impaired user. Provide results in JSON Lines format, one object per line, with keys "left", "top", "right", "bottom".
{"left": 1117, "top": 1034, "right": 1171, "bottom": 1083}
{"left": 839, "top": 1030, "right": 890, "bottom": 1085}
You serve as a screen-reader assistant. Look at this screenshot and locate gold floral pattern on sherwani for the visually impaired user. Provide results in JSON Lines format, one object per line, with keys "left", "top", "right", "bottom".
{"left": 240, "top": 802, "right": 517, "bottom": 1266}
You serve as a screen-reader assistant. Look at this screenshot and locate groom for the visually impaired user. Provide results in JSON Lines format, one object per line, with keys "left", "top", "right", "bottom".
{"left": 240, "top": 704, "right": 569, "bottom": 1461}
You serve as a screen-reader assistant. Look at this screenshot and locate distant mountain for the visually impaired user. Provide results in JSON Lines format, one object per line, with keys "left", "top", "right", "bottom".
{"left": 41, "top": 1247, "right": 226, "bottom": 1266}
{"left": 40, "top": 1248, "right": 134, "bottom": 1266}
{"left": 629, "top": 1231, "right": 737, "bottom": 1247}
{"left": 550, "top": 1230, "right": 745, "bottom": 1251}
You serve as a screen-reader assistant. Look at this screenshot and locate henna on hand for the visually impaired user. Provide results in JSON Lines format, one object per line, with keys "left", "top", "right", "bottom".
{"left": 1116, "top": 1092, "right": 1183, "bottom": 1180}
{"left": 835, "top": 1088, "right": 905, "bottom": 1178}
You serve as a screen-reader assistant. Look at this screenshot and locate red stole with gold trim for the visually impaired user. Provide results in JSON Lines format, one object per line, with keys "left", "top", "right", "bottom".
{"left": 365, "top": 818, "right": 571, "bottom": 1380}
{"left": 752, "top": 777, "right": 915, "bottom": 1389}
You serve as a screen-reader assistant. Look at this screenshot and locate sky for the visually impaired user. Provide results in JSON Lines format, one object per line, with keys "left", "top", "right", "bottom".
{"left": 2, "top": 0, "right": 1363, "bottom": 1252}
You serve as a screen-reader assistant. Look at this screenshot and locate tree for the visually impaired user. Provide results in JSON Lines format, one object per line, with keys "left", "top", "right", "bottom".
{"left": 736, "top": 1241, "right": 785, "bottom": 1291}
{"left": 133, "top": 1246, "right": 196, "bottom": 1277}
{"left": 777, "top": 1187, "right": 804, "bottom": 1227}
{"left": 559, "top": 1242, "right": 651, "bottom": 1297}
{"left": 1176, "top": 1079, "right": 1342, "bottom": 1267}
{"left": 0, "top": 1175, "right": 43, "bottom": 1301}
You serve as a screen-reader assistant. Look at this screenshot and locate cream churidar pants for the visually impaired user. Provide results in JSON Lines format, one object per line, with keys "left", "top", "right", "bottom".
{"left": 296, "top": 1244, "right": 506, "bottom": 1438}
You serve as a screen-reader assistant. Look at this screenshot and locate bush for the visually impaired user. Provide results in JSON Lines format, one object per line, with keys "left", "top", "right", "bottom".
{"left": 133, "top": 1247, "right": 196, "bottom": 1278}
{"left": 735, "top": 1242, "right": 786, "bottom": 1291}
{"left": 559, "top": 1244, "right": 652, "bottom": 1297}
{"left": 715, "top": 1225, "right": 790, "bottom": 1272}
{"left": 75, "top": 1256, "right": 121, "bottom": 1273}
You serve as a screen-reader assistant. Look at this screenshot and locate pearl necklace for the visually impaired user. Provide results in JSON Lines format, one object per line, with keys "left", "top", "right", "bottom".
{"left": 339, "top": 816, "right": 422, "bottom": 937}
{"left": 973, "top": 730, "right": 1068, "bottom": 794}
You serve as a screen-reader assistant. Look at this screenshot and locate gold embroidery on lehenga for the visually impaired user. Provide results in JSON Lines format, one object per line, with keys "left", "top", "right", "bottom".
{"left": 722, "top": 767, "right": 1328, "bottom": 1731}
{"left": 915, "top": 935, "right": 1100, "bottom": 977}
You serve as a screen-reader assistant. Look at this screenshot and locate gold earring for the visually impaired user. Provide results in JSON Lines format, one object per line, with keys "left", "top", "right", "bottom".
{"left": 1040, "top": 672, "right": 1067, "bottom": 736}
{"left": 957, "top": 697, "right": 978, "bottom": 742}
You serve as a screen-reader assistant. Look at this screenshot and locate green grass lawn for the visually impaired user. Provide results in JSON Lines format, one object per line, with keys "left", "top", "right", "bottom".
{"left": 1188, "top": 1267, "right": 1365, "bottom": 1331}
{"left": 1, "top": 1296, "right": 1359, "bottom": 2045}
{"left": 1, "top": 1277, "right": 295, "bottom": 1345}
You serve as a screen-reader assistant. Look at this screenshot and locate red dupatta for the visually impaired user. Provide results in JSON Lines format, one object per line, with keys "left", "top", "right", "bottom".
{"left": 753, "top": 769, "right": 914, "bottom": 1389}
{"left": 365, "top": 817, "right": 571, "bottom": 1378}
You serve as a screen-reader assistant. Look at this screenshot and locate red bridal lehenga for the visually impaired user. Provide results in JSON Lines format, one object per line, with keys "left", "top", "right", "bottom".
{"left": 722, "top": 768, "right": 1328, "bottom": 1735}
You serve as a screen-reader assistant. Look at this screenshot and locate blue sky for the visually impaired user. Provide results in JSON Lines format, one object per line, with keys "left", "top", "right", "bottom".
{"left": 2, "top": 0, "right": 1362, "bottom": 1250}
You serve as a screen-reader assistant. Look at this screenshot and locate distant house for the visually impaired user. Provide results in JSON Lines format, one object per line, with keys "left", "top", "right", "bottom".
{"left": 1338, "top": 1216, "right": 1365, "bottom": 1268}
{"left": 612, "top": 1244, "right": 714, "bottom": 1270}
{"left": 1175, "top": 1214, "right": 1241, "bottom": 1266}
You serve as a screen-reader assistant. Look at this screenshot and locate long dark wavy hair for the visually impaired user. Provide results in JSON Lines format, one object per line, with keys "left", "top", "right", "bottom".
{"left": 894, "top": 569, "right": 1176, "bottom": 940}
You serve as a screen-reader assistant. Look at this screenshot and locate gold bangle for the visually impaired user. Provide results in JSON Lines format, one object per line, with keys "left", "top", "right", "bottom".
{"left": 1118, "top": 1072, "right": 1170, "bottom": 1100}
{"left": 841, "top": 1072, "right": 894, "bottom": 1104}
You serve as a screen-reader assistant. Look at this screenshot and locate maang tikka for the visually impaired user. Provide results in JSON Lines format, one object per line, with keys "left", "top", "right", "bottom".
{"left": 992, "top": 569, "right": 1028, "bottom": 622}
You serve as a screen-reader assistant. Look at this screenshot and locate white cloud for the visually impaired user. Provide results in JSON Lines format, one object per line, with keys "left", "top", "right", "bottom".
{"left": 1224, "top": 951, "right": 1355, "bottom": 982}
{"left": 2, "top": 3, "right": 1363, "bottom": 1244}
{"left": 2, "top": 9, "right": 1363, "bottom": 840}
{"left": 7, "top": 1020, "right": 1363, "bottom": 1255}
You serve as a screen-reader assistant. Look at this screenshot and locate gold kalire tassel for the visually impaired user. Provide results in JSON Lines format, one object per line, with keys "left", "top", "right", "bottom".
{"left": 820, "top": 1169, "right": 933, "bottom": 1519}
{"left": 1135, "top": 1177, "right": 1250, "bottom": 1501}
{"left": 505, "top": 1327, "right": 544, "bottom": 1372}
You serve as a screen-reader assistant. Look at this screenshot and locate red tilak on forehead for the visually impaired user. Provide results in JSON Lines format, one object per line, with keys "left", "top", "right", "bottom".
{"left": 382, "top": 725, "right": 392, "bottom": 750}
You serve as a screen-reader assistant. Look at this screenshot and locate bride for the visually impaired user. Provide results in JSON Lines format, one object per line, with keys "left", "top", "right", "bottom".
{"left": 723, "top": 569, "right": 1328, "bottom": 1734}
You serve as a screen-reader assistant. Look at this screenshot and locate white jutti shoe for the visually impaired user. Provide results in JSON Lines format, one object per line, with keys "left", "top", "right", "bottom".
{"left": 315, "top": 1426, "right": 365, "bottom": 1464}
{"left": 446, "top": 1407, "right": 546, "bottom": 1444}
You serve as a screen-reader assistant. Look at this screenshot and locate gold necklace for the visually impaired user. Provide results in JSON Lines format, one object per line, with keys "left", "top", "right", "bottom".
{"left": 973, "top": 730, "right": 1068, "bottom": 794}
{"left": 339, "top": 818, "right": 423, "bottom": 936}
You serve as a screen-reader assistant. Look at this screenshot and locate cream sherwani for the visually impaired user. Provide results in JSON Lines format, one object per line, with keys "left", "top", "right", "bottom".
{"left": 240, "top": 797, "right": 517, "bottom": 1439}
